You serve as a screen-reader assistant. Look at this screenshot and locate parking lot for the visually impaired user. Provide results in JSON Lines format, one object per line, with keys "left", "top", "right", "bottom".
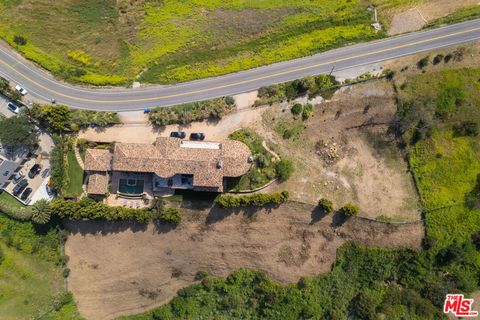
{"left": 3, "top": 156, "right": 51, "bottom": 205}
{"left": 0, "top": 95, "right": 14, "bottom": 118}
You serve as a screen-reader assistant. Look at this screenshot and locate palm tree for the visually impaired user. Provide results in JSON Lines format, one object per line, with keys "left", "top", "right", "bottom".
{"left": 31, "top": 199, "right": 52, "bottom": 224}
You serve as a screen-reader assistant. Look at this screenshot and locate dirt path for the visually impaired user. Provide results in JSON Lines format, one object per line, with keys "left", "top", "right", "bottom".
{"left": 65, "top": 201, "right": 424, "bottom": 320}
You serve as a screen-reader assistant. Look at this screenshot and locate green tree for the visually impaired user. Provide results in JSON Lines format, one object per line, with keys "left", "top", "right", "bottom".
{"left": 341, "top": 203, "right": 360, "bottom": 217}
{"left": 276, "top": 159, "right": 294, "bottom": 181}
{"left": 0, "top": 115, "right": 38, "bottom": 147}
{"left": 31, "top": 200, "right": 52, "bottom": 224}
{"left": 318, "top": 198, "right": 334, "bottom": 213}
{"left": 351, "top": 292, "right": 376, "bottom": 320}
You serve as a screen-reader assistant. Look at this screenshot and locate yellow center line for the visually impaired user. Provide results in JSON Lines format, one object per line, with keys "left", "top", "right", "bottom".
{"left": 1, "top": 26, "right": 480, "bottom": 104}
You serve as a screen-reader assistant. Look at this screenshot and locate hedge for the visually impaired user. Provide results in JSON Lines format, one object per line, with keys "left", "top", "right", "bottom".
{"left": 215, "top": 191, "right": 289, "bottom": 208}
{"left": 50, "top": 198, "right": 153, "bottom": 223}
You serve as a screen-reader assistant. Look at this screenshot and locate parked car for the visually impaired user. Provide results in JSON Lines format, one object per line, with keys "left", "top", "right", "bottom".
{"left": 41, "top": 168, "right": 50, "bottom": 178}
{"left": 12, "top": 171, "right": 24, "bottom": 184}
{"left": 189, "top": 133, "right": 205, "bottom": 141}
{"left": 7, "top": 102, "right": 20, "bottom": 114}
{"left": 12, "top": 179, "right": 28, "bottom": 196}
{"left": 15, "top": 84, "right": 28, "bottom": 96}
{"left": 170, "top": 131, "right": 186, "bottom": 139}
{"left": 2, "top": 170, "right": 9, "bottom": 177}
{"left": 20, "top": 187, "right": 32, "bottom": 201}
{"left": 46, "top": 184, "right": 54, "bottom": 197}
{"left": 28, "top": 164, "right": 41, "bottom": 178}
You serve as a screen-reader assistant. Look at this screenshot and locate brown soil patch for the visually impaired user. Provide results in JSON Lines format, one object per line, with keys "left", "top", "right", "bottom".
{"left": 388, "top": 1, "right": 479, "bottom": 35}
{"left": 65, "top": 201, "right": 423, "bottom": 320}
{"left": 261, "top": 81, "right": 420, "bottom": 221}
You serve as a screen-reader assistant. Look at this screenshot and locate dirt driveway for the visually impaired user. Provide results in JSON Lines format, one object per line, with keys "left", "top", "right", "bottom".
{"left": 65, "top": 201, "right": 423, "bottom": 320}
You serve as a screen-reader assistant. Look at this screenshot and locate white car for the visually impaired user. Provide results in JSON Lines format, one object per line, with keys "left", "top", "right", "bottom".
{"left": 7, "top": 102, "right": 20, "bottom": 114}
{"left": 15, "top": 84, "right": 28, "bottom": 96}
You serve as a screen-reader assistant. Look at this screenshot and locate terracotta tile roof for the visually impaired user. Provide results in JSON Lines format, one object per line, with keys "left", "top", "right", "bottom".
{"left": 86, "top": 172, "right": 109, "bottom": 195}
{"left": 84, "top": 149, "right": 112, "bottom": 171}
{"left": 110, "top": 137, "right": 252, "bottom": 191}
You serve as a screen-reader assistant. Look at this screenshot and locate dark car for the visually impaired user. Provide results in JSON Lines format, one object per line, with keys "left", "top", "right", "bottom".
{"left": 20, "top": 187, "right": 32, "bottom": 201}
{"left": 28, "top": 164, "right": 41, "bottom": 178}
{"left": 12, "top": 179, "right": 28, "bottom": 196}
{"left": 170, "top": 131, "right": 186, "bottom": 139}
{"left": 41, "top": 168, "right": 50, "bottom": 178}
{"left": 189, "top": 133, "right": 205, "bottom": 141}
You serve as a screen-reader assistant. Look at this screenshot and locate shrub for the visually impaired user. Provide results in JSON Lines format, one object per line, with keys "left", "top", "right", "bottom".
{"left": 159, "top": 208, "right": 182, "bottom": 224}
{"left": 341, "top": 203, "right": 360, "bottom": 216}
{"left": 215, "top": 191, "right": 289, "bottom": 208}
{"left": 433, "top": 54, "right": 444, "bottom": 65}
{"left": 453, "top": 121, "right": 479, "bottom": 137}
{"left": 291, "top": 103, "right": 303, "bottom": 116}
{"left": 13, "top": 35, "right": 27, "bottom": 46}
{"left": 276, "top": 159, "right": 294, "bottom": 181}
{"left": 225, "top": 96, "right": 235, "bottom": 106}
{"left": 195, "top": 271, "right": 208, "bottom": 281}
{"left": 318, "top": 198, "right": 334, "bottom": 213}
{"left": 417, "top": 56, "right": 429, "bottom": 69}
{"left": 302, "top": 103, "right": 313, "bottom": 120}
{"left": 62, "top": 268, "right": 70, "bottom": 278}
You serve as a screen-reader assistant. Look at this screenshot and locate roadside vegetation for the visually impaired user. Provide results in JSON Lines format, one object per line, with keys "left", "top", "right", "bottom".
{"left": 0, "top": 1, "right": 425, "bottom": 85}
{"left": 30, "top": 104, "right": 120, "bottom": 132}
{"left": 149, "top": 97, "right": 235, "bottom": 126}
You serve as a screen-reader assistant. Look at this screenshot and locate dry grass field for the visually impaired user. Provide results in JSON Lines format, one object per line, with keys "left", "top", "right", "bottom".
{"left": 65, "top": 201, "right": 423, "bottom": 320}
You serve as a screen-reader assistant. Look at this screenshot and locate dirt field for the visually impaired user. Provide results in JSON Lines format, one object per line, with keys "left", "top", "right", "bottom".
{"left": 388, "top": 0, "right": 479, "bottom": 35}
{"left": 65, "top": 201, "right": 424, "bottom": 320}
{"left": 261, "top": 81, "right": 420, "bottom": 221}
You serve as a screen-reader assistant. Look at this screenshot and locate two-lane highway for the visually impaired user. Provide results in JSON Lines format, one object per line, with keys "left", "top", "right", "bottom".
{"left": 1, "top": 19, "right": 480, "bottom": 111}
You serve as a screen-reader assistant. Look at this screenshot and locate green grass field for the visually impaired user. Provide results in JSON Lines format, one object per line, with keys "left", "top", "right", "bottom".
{"left": 0, "top": 214, "right": 83, "bottom": 319}
{"left": 64, "top": 151, "right": 84, "bottom": 198}
{"left": 398, "top": 67, "right": 480, "bottom": 250}
{"left": 0, "top": 192, "right": 24, "bottom": 209}
{"left": 0, "top": 0, "right": 421, "bottom": 85}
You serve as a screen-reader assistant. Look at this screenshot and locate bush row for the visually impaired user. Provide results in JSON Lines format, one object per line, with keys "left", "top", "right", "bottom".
{"left": 50, "top": 198, "right": 153, "bottom": 223}
{"left": 317, "top": 198, "right": 360, "bottom": 216}
{"left": 215, "top": 191, "right": 289, "bottom": 208}
{"left": 149, "top": 97, "right": 235, "bottom": 126}
{"left": 29, "top": 104, "right": 120, "bottom": 132}
{"left": 256, "top": 74, "right": 339, "bottom": 106}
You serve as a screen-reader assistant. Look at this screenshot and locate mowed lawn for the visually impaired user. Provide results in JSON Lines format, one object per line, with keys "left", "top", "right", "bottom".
{"left": 65, "top": 151, "right": 84, "bottom": 198}
{"left": 0, "top": 0, "right": 418, "bottom": 85}
{"left": 0, "top": 191, "right": 24, "bottom": 209}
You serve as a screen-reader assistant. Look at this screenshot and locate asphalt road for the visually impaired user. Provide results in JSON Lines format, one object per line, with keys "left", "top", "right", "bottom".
{"left": 1, "top": 19, "right": 480, "bottom": 111}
